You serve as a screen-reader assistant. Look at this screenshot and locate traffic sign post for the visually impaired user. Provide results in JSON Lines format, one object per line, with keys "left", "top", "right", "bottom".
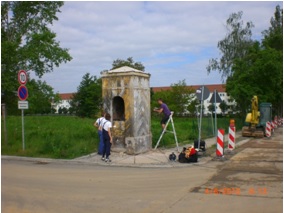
{"left": 195, "top": 86, "right": 209, "bottom": 151}
{"left": 17, "top": 70, "right": 28, "bottom": 151}
{"left": 209, "top": 90, "right": 222, "bottom": 136}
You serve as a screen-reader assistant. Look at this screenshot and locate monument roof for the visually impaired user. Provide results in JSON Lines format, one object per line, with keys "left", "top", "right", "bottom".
{"left": 108, "top": 66, "right": 144, "bottom": 73}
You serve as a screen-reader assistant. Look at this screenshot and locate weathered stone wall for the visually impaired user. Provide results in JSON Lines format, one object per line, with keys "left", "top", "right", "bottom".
{"left": 101, "top": 69, "right": 152, "bottom": 155}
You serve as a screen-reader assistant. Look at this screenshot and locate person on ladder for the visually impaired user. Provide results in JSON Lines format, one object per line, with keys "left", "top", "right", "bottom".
{"left": 153, "top": 98, "right": 171, "bottom": 132}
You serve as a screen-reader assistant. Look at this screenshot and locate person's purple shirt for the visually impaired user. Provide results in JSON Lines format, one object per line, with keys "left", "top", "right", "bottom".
{"left": 161, "top": 103, "right": 171, "bottom": 117}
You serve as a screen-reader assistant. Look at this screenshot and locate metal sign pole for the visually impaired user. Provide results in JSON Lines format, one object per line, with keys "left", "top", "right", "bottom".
{"left": 211, "top": 111, "right": 214, "bottom": 136}
{"left": 195, "top": 105, "right": 200, "bottom": 131}
{"left": 214, "top": 89, "right": 217, "bottom": 136}
{"left": 18, "top": 70, "right": 28, "bottom": 151}
{"left": 21, "top": 109, "right": 25, "bottom": 150}
{"left": 198, "top": 86, "right": 204, "bottom": 150}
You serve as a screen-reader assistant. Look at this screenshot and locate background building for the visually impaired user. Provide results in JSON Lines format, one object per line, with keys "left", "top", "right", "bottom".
{"left": 54, "top": 84, "right": 236, "bottom": 115}
{"left": 152, "top": 84, "right": 236, "bottom": 115}
{"left": 52, "top": 93, "right": 73, "bottom": 113}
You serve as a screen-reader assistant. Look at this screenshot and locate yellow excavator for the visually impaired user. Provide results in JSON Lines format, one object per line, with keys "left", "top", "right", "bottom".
{"left": 242, "top": 96, "right": 272, "bottom": 138}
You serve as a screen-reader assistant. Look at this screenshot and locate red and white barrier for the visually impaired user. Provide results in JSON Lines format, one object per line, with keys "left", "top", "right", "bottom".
{"left": 271, "top": 121, "right": 275, "bottom": 132}
{"left": 274, "top": 116, "right": 278, "bottom": 128}
{"left": 278, "top": 118, "right": 283, "bottom": 126}
{"left": 228, "top": 126, "right": 235, "bottom": 150}
{"left": 274, "top": 120, "right": 278, "bottom": 128}
{"left": 216, "top": 129, "right": 224, "bottom": 157}
{"left": 265, "top": 121, "right": 271, "bottom": 137}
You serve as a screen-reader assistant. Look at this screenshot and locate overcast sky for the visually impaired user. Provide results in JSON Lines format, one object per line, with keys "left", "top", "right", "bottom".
{"left": 31, "top": 1, "right": 281, "bottom": 93}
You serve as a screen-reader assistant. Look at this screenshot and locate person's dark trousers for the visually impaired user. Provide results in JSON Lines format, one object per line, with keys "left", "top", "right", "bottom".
{"left": 103, "top": 139, "right": 111, "bottom": 159}
{"left": 98, "top": 130, "right": 104, "bottom": 155}
{"left": 161, "top": 116, "right": 170, "bottom": 125}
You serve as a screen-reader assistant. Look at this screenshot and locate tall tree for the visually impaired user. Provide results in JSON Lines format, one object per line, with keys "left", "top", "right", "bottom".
{"left": 26, "top": 79, "right": 57, "bottom": 114}
{"left": 261, "top": 5, "right": 283, "bottom": 115}
{"left": 226, "top": 6, "right": 283, "bottom": 116}
{"left": 112, "top": 57, "right": 145, "bottom": 71}
{"left": 1, "top": 1, "right": 72, "bottom": 114}
{"left": 207, "top": 11, "right": 254, "bottom": 79}
{"left": 187, "top": 98, "right": 200, "bottom": 117}
{"left": 170, "top": 80, "right": 195, "bottom": 115}
{"left": 262, "top": 5, "right": 283, "bottom": 51}
{"left": 219, "top": 101, "right": 228, "bottom": 115}
{"left": 71, "top": 73, "right": 102, "bottom": 118}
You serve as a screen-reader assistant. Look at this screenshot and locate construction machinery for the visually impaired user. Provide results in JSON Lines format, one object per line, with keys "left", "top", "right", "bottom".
{"left": 242, "top": 96, "right": 272, "bottom": 137}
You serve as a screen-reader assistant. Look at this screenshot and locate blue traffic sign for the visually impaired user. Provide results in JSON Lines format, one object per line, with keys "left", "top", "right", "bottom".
{"left": 18, "top": 85, "right": 28, "bottom": 101}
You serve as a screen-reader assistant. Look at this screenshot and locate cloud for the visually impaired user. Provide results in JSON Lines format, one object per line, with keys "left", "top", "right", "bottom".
{"left": 31, "top": 1, "right": 280, "bottom": 93}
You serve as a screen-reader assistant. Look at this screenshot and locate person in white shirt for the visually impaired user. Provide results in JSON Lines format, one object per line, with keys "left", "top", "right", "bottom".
{"left": 94, "top": 112, "right": 106, "bottom": 155}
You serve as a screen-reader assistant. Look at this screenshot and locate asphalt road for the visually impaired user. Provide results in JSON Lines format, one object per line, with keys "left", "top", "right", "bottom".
{"left": 2, "top": 159, "right": 218, "bottom": 213}
{"left": 2, "top": 128, "right": 283, "bottom": 213}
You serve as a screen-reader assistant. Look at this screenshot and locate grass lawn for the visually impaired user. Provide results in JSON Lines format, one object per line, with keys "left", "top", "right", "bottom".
{"left": 2, "top": 115, "right": 243, "bottom": 159}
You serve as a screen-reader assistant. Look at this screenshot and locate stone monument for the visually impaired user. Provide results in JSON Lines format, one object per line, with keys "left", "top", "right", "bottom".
{"left": 101, "top": 66, "right": 152, "bottom": 155}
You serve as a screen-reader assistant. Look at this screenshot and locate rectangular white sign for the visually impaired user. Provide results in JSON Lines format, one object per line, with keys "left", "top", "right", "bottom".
{"left": 18, "top": 101, "right": 29, "bottom": 109}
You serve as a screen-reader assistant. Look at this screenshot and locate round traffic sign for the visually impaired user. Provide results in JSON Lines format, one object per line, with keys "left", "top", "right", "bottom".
{"left": 196, "top": 86, "right": 210, "bottom": 101}
{"left": 18, "top": 70, "right": 28, "bottom": 85}
{"left": 18, "top": 85, "right": 28, "bottom": 101}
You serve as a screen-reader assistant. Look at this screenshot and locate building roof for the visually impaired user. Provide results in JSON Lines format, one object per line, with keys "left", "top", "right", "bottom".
{"left": 59, "top": 93, "right": 74, "bottom": 100}
{"left": 59, "top": 84, "right": 226, "bottom": 100}
{"left": 108, "top": 66, "right": 144, "bottom": 73}
{"left": 151, "top": 84, "right": 226, "bottom": 93}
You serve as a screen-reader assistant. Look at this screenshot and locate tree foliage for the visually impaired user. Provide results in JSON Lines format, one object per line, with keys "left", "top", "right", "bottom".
{"left": 1, "top": 1, "right": 72, "bottom": 114}
{"left": 152, "top": 80, "right": 195, "bottom": 116}
{"left": 187, "top": 98, "right": 200, "bottom": 116}
{"left": 207, "top": 11, "right": 254, "bottom": 79}
{"left": 219, "top": 101, "right": 228, "bottom": 114}
{"left": 208, "top": 6, "right": 283, "bottom": 116}
{"left": 112, "top": 57, "right": 145, "bottom": 71}
{"left": 26, "top": 80, "right": 58, "bottom": 114}
{"left": 207, "top": 103, "right": 216, "bottom": 114}
{"left": 225, "top": 6, "right": 283, "bottom": 116}
{"left": 71, "top": 73, "right": 102, "bottom": 118}
{"left": 262, "top": 5, "right": 283, "bottom": 51}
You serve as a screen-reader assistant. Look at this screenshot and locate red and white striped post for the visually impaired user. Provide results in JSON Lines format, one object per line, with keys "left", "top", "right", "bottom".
{"left": 278, "top": 118, "right": 282, "bottom": 126}
{"left": 228, "top": 126, "right": 235, "bottom": 150}
{"left": 274, "top": 116, "right": 278, "bottom": 128}
{"left": 274, "top": 120, "right": 277, "bottom": 129}
{"left": 271, "top": 121, "right": 275, "bottom": 132}
{"left": 265, "top": 121, "right": 271, "bottom": 137}
{"left": 216, "top": 129, "right": 224, "bottom": 157}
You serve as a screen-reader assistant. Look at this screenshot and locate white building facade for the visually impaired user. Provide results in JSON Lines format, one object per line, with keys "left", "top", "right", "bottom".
{"left": 52, "top": 93, "right": 73, "bottom": 113}
{"left": 55, "top": 84, "right": 236, "bottom": 115}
